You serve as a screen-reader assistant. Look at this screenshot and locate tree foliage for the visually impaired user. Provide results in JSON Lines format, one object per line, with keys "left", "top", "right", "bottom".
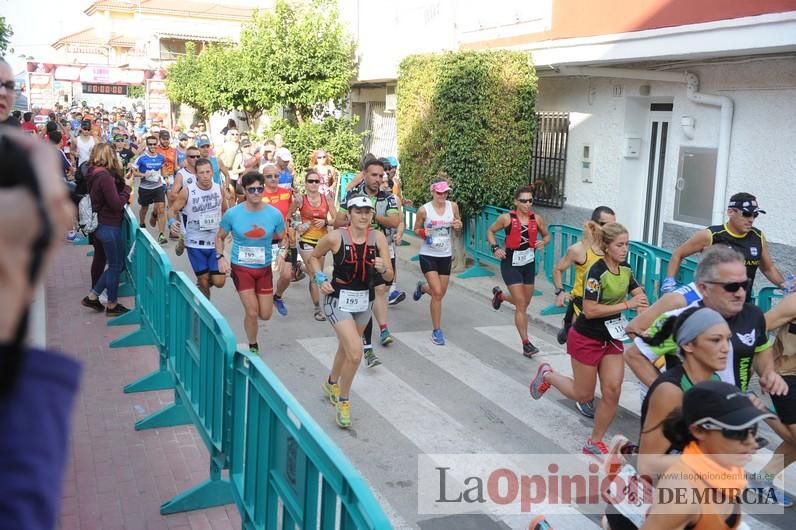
{"left": 263, "top": 116, "right": 365, "bottom": 177}
{"left": 0, "top": 17, "right": 13, "bottom": 56}
{"left": 240, "top": 0, "right": 356, "bottom": 124}
{"left": 397, "top": 51, "right": 537, "bottom": 217}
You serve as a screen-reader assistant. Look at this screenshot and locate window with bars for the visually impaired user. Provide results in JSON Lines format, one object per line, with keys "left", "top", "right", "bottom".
{"left": 530, "top": 111, "right": 569, "bottom": 208}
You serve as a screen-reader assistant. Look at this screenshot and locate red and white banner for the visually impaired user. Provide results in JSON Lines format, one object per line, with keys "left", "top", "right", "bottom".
{"left": 146, "top": 79, "right": 171, "bottom": 128}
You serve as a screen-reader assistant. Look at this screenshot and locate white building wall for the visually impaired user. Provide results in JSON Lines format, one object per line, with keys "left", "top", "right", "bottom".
{"left": 537, "top": 56, "right": 796, "bottom": 247}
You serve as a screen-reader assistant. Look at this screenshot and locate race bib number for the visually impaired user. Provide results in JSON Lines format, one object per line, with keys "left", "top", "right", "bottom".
{"left": 145, "top": 170, "right": 162, "bottom": 184}
{"left": 431, "top": 228, "right": 450, "bottom": 253}
{"left": 601, "top": 463, "right": 650, "bottom": 527}
{"left": 238, "top": 246, "right": 266, "bottom": 265}
{"left": 512, "top": 248, "right": 534, "bottom": 266}
{"left": 338, "top": 289, "right": 369, "bottom": 312}
{"left": 605, "top": 315, "right": 629, "bottom": 341}
{"left": 199, "top": 212, "right": 220, "bottom": 231}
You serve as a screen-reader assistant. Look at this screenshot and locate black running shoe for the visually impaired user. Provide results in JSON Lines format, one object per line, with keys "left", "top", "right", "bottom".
{"left": 81, "top": 296, "right": 105, "bottom": 312}
{"left": 491, "top": 286, "right": 503, "bottom": 310}
{"left": 522, "top": 341, "right": 540, "bottom": 358}
{"left": 557, "top": 326, "right": 568, "bottom": 345}
{"left": 106, "top": 303, "right": 131, "bottom": 317}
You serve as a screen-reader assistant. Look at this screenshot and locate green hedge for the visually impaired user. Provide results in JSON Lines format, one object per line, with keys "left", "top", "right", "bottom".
{"left": 397, "top": 51, "right": 537, "bottom": 217}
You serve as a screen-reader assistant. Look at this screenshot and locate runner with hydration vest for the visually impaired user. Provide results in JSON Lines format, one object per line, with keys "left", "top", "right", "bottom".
{"left": 487, "top": 186, "right": 550, "bottom": 357}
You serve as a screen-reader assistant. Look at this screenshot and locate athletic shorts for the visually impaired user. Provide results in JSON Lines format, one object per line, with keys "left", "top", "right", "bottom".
{"left": 566, "top": 327, "right": 623, "bottom": 367}
{"left": 299, "top": 240, "right": 317, "bottom": 251}
{"left": 419, "top": 254, "right": 452, "bottom": 276}
{"left": 500, "top": 260, "right": 535, "bottom": 286}
{"left": 372, "top": 257, "right": 397, "bottom": 287}
{"left": 231, "top": 264, "right": 273, "bottom": 295}
{"left": 186, "top": 247, "right": 219, "bottom": 276}
{"left": 323, "top": 294, "right": 373, "bottom": 328}
{"left": 138, "top": 186, "right": 165, "bottom": 206}
{"left": 772, "top": 375, "right": 796, "bottom": 425}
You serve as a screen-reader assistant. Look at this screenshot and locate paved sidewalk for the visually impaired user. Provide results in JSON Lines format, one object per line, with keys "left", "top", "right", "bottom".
{"left": 49, "top": 243, "right": 240, "bottom": 530}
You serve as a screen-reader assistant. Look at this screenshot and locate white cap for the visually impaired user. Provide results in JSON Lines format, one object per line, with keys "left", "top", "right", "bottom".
{"left": 346, "top": 194, "right": 373, "bottom": 210}
{"left": 275, "top": 147, "right": 292, "bottom": 162}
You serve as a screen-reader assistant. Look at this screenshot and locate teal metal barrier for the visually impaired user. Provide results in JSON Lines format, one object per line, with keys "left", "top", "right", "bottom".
{"left": 116, "top": 206, "right": 137, "bottom": 297}
{"left": 757, "top": 286, "right": 784, "bottom": 313}
{"left": 230, "top": 351, "right": 392, "bottom": 530}
{"left": 402, "top": 206, "right": 420, "bottom": 261}
{"left": 338, "top": 171, "right": 356, "bottom": 204}
{"left": 110, "top": 227, "right": 174, "bottom": 394}
{"left": 148, "top": 271, "right": 237, "bottom": 513}
{"left": 630, "top": 241, "right": 698, "bottom": 297}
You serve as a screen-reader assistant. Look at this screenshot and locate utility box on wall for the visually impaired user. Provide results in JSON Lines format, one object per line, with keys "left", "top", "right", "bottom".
{"left": 581, "top": 143, "right": 593, "bottom": 182}
{"left": 624, "top": 137, "right": 641, "bottom": 158}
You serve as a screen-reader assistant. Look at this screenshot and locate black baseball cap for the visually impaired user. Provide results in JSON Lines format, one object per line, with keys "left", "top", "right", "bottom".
{"left": 158, "top": 130, "right": 170, "bottom": 139}
{"left": 684, "top": 380, "right": 775, "bottom": 430}
{"left": 728, "top": 192, "right": 766, "bottom": 215}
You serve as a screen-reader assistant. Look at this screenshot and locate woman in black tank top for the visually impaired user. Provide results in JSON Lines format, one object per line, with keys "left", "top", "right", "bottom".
{"left": 604, "top": 307, "right": 730, "bottom": 529}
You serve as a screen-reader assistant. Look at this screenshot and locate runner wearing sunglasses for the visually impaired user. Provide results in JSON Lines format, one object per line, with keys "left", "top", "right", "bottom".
{"left": 639, "top": 381, "right": 774, "bottom": 530}
{"left": 487, "top": 186, "right": 550, "bottom": 357}
{"left": 663, "top": 192, "right": 785, "bottom": 301}
{"left": 216, "top": 171, "right": 286, "bottom": 354}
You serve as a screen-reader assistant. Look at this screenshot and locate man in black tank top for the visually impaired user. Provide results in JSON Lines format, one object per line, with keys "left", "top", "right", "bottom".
{"left": 664, "top": 192, "right": 785, "bottom": 301}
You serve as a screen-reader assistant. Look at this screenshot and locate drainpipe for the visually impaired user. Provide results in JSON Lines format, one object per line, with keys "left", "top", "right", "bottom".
{"left": 556, "top": 66, "right": 734, "bottom": 224}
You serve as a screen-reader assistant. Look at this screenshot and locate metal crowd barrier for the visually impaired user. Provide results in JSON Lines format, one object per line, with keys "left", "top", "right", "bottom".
{"left": 110, "top": 222, "right": 174, "bottom": 394}
{"left": 230, "top": 352, "right": 392, "bottom": 529}
{"left": 111, "top": 219, "right": 392, "bottom": 525}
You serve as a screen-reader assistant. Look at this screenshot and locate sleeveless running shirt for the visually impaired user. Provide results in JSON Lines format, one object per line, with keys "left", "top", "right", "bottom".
{"left": 76, "top": 135, "right": 96, "bottom": 166}
{"left": 332, "top": 228, "right": 378, "bottom": 301}
{"left": 571, "top": 247, "right": 604, "bottom": 318}
{"left": 419, "top": 200, "right": 454, "bottom": 257}
{"left": 503, "top": 211, "right": 537, "bottom": 267}
{"left": 299, "top": 194, "right": 330, "bottom": 245}
{"left": 708, "top": 223, "right": 764, "bottom": 287}
{"left": 183, "top": 179, "right": 222, "bottom": 248}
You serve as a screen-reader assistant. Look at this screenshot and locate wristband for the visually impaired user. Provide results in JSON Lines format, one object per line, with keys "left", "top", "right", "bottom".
{"left": 314, "top": 271, "right": 328, "bottom": 285}
{"left": 491, "top": 244, "right": 500, "bottom": 253}
{"left": 216, "top": 253, "right": 224, "bottom": 260}
{"left": 416, "top": 228, "right": 426, "bottom": 239}
{"left": 554, "top": 288, "right": 564, "bottom": 296}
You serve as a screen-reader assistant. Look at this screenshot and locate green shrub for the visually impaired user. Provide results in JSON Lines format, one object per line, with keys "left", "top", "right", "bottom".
{"left": 263, "top": 116, "right": 366, "bottom": 185}
{"left": 397, "top": 51, "right": 537, "bottom": 217}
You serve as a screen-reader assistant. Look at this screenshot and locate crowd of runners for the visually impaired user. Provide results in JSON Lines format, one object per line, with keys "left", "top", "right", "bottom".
{"left": 3, "top": 55, "right": 796, "bottom": 529}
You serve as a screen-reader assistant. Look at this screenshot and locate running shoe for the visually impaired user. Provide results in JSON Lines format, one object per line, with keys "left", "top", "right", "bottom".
{"left": 322, "top": 379, "right": 339, "bottom": 405}
{"left": 336, "top": 399, "right": 351, "bottom": 428}
{"left": 379, "top": 328, "right": 393, "bottom": 346}
{"left": 274, "top": 296, "right": 288, "bottom": 316}
{"left": 529, "top": 515, "right": 553, "bottom": 530}
{"left": 248, "top": 343, "right": 259, "bottom": 354}
{"left": 66, "top": 229, "right": 78, "bottom": 241}
{"left": 522, "top": 341, "right": 539, "bottom": 357}
{"left": 431, "top": 329, "right": 445, "bottom": 346}
{"left": 106, "top": 303, "right": 130, "bottom": 317}
{"left": 175, "top": 237, "right": 185, "bottom": 256}
{"left": 413, "top": 280, "right": 425, "bottom": 301}
{"left": 575, "top": 399, "right": 596, "bottom": 419}
{"left": 158, "top": 233, "right": 168, "bottom": 245}
{"left": 604, "top": 434, "right": 632, "bottom": 479}
{"left": 364, "top": 348, "right": 381, "bottom": 368}
{"left": 292, "top": 262, "right": 305, "bottom": 282}
{"left": 81, "top": 296, "right": 104, "bottom": 312}
{"left": 582, "top": 438, "right": 609, "bottom": 459}
{"left": 556, "top": 325, "right": 568, "bottom": 345}
{"left": 388, "top": 290, "right": 406, "bottom": 305}
{"left": 491, "top": 286, "right": 503, "bottom": 310}
{"left": 529, "top": 362, "right": 552, "bottom": 400}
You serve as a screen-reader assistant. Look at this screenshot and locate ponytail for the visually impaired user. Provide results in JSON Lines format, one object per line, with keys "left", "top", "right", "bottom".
{"left": 581, "top": 220, "right": 603, "bottom": 250}
{"left": 662, "top": 407, "right": 695, "bottom": 450}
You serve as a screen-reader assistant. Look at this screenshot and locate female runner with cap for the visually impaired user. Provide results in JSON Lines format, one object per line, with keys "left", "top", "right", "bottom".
{"left": 640, "top": 380, "right": 773, "bottom": 529}
{"left": 307, "top": 194, "right": 393, "bottom": 428}
{"left": 412, "top": 178, "right": 463, "bottom": 345}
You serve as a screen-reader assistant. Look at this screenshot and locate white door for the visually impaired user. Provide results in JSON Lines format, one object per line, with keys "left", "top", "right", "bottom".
{"left": 642, "top": 104, "right": 672, "bottom": 245}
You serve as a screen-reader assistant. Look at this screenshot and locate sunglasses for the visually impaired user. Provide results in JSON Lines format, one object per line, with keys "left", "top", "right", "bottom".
{"left": 738, "top": 210, "right": 759, "bottom": 219}
{"left": 146, "top": 143, "right": 157, "bottom": 147}
{"left": 246, "top": 186, "right": 265, "bottom": 194}
{"left": 704, "top": 279, "right": 750, "bottom": 293}
{"left": 0, "top": 80, "right": 16, "bottom": 91}
{"left": 306, "top": 179, "right": 320, "bottom": 184}
{"left": 700, "top": 422, "right": 758, "bottom": 442}
{"left": 187, "top": 155, "right": 200, "bottom": 159}
{"left": 517, "top": 198, "right": 533, "bottom": 204}
{"left": 264, "top": 175, "right": 278, "bottom": 179}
